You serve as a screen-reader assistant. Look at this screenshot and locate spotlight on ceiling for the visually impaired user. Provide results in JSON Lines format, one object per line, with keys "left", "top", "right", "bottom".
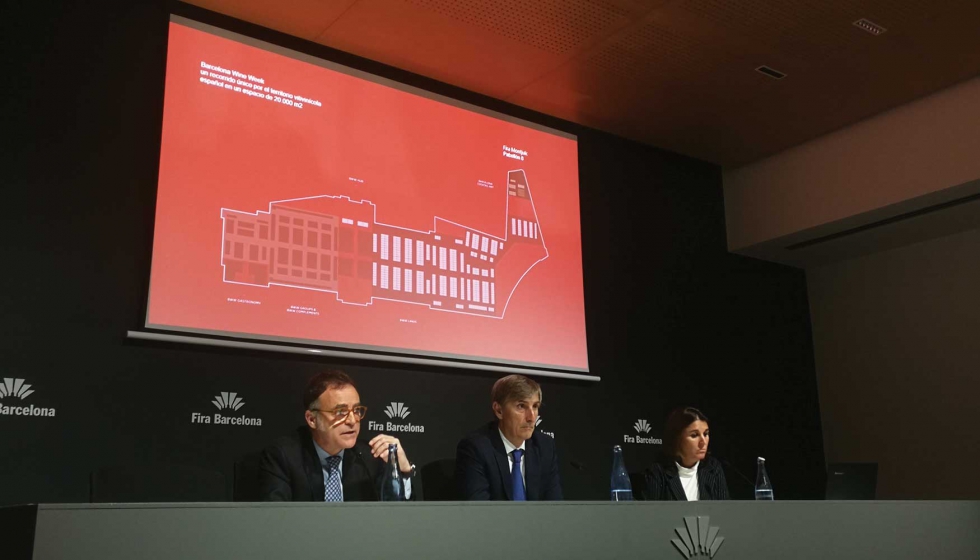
{"left": 755, "top": 65, "right": 787, "bottom": 80}
{"left": 853, "top": 18, "right": 887, "bottom": 35}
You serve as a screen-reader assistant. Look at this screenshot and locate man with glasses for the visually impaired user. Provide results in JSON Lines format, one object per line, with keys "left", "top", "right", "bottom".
{"left": 455, "top": 374, "right": 562, "bottom": 500}
{"left": 258, "top": 370, "right": 415, "bottom": 501}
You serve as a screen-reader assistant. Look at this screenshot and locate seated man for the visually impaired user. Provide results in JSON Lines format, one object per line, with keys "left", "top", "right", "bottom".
{"left": 258, "top": 369, "right": 415, "bottom": 501}
{"left": 455, "top": 374, "right": 562, "bottom": 500}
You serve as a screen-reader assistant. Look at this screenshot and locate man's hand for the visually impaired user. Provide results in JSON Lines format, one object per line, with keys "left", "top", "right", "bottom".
{"left": 368, "top": 433, "right": 413, "bottom": 474}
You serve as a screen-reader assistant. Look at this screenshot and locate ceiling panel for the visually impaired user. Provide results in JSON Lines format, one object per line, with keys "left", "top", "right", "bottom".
{"left": 313, "top": 0, "right": 575, "bottom": 100}
{"left": 400, "top": 0, "right": 632, "bottom": 56}
{"left": 188, "top": 0, "right": 358, "bottom": 40}
{"left": 185, "top": 0, "right": 980, "bottom": 167}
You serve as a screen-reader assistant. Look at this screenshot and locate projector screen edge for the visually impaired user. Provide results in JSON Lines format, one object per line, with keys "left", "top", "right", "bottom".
{"left": 126, "top": 330, "right": 599, "bottom": 382}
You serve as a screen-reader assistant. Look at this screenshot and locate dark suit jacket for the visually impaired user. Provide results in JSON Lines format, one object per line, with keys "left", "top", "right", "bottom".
{"left": 258, "top": 426, "right": 384, "bottom": 502}
{"left": 641, "top": 455, "right": 730, "bottom": 501}
{"left": 455, "top": 421, "right": 563, "bottom": 501}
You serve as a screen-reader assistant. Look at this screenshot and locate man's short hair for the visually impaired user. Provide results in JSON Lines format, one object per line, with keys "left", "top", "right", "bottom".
{"left": 303, "top": 370, "right": 356, "bottom": 410}
{"left": 491, "top": 374, "right": 542, "bottom": 406}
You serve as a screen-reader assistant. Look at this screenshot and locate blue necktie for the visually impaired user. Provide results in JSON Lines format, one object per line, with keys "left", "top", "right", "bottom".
{"left": 324, "top": 455, "right": 343, "bottom": 502}
{"left": 511, "top": 449, "right": 526, "bottom": 501}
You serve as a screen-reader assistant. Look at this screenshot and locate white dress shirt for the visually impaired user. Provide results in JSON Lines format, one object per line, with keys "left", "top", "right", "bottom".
{"left": 499, "top": 429, "right": 526, "bottom": 487}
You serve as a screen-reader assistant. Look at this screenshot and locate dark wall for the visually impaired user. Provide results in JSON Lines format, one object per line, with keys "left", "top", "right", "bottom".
{"left": 809, "top": 227, "right": 980, "bottom": 499}
{"left": 1, "top": 0, "right": 824, "bottom": 504}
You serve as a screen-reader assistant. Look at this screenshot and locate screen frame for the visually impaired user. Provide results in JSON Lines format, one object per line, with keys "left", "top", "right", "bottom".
{"left": 139, "top": 11, "right": 593, "bottom": 380}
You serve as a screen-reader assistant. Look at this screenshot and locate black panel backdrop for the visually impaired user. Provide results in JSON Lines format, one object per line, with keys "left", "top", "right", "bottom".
{"left": 1, "top": 0, "right": 825, "bottom": 504}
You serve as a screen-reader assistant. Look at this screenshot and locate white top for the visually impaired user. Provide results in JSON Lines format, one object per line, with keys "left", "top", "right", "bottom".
{"left": 499, "top": 429, "right": 527, "bottom": 486}
{"left": 676, "top": 461, "right": 700, "bottom": 501}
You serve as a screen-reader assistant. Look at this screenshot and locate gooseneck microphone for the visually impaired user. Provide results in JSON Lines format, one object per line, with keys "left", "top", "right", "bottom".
{"left": 353, "top": 446, "right": 369, "bottom": 468}
{"left": 716, "top": 456, "right": 754, "bottom": 487}
{"left": 352, "top": 444, "right": 378, "bottom": 499}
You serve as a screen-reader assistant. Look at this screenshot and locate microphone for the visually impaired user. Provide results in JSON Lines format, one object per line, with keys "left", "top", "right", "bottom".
{"left": 353, "top": 445, "right": 380, "bottom": 500}
{"left": 353, "top": 444, "right": 377, "bottom": 475}
{"left": 570, "top": 460, "right": 587, "bottom": 471}
{"left": 716, "top": 456, "right": 754, "bottom": 488}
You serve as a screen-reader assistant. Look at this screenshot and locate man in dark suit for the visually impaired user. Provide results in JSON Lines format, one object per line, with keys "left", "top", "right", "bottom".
{"left": 258, "top": 370, "right": 416, "bottom": 501}
{"left": 455, "top": 374, "right": 562, "bottom": 500}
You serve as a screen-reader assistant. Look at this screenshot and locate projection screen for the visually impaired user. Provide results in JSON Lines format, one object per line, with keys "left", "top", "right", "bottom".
{"left": 140, "top": 15, "right": 591, "bottom": 379}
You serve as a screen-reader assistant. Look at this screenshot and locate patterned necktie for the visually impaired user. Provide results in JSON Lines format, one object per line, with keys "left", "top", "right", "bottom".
{"left": 511, "top": 449, "right": 526, "bottom": 501}
{"left": 324, "top": 455, "right": 343, "bottom": 502}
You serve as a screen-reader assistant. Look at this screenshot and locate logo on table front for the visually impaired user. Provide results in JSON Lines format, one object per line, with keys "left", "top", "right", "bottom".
{"left": 0, "top": 378, "right": 56, "bottom": 418}
{"left": 191, "top": 391, "right": 261, "bottom": 426}
{"left": 671, "top": 516, "right": 724, "bottom": 558}
{"left": 623, "top": 419, "right": 661, "bottom": 445}
{"left": 369, "top": 401, "right": 424, "bottom": 433}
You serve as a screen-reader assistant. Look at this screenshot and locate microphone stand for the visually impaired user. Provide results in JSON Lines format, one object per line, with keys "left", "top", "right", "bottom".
{"left": 717, "top": 456, "right": 755, "bottom": 494}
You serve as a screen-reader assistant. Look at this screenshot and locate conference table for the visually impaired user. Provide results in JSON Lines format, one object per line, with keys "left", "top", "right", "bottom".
{"left": 5, "top": 500, "right": 979, "bottom": 559}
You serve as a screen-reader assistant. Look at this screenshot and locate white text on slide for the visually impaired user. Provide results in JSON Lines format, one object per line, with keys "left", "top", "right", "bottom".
{"left": 199, "top": 61, "right": 323, "bottom": 110}
{"left": 503, "top": 145, "right": 527, "bottom": 161}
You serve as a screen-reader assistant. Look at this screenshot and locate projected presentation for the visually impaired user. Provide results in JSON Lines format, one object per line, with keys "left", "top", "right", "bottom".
{"left": 146, "top": 17, "right": 588, "bottom": 373}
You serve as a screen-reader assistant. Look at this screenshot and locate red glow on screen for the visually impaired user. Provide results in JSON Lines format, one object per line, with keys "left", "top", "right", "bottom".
{"left": 147, "top": 21, "right": 588, "bottom": 372}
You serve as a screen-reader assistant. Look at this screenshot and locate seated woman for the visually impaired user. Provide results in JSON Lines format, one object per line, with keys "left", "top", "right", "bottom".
{"left": 642, "top": 407, "right": 729, "bottom": 501}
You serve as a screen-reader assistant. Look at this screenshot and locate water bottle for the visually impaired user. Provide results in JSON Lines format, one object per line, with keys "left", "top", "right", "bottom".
{"left": 380, "top": 443, "right": 405, "bottom": 501}
{"left": 754, "top": 456, "right": 774, "bottom": 500}
{"left": 610, "top": 445, "right": 633, "bottom": 501}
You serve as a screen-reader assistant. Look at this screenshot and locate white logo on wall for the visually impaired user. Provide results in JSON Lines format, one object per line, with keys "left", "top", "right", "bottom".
{"left": 0, "top": 378, "right": 56, "bottom": 418}
{"left": 212, "top": 391, "right": 245, "bottom": 411}
{"left": 369, "top": 401, "right": 424, "bottom": 433}
{"left": 536, "top": 416, "right": 554, "bottom": 438}
{"left": 191, "top": 391, "right": 262, "bottom": 426}
{"left": 384, "top": 402, "right": 411, "bottom": 419}
{"left": 624, "top": 419, "right": 661, "bottom": 445}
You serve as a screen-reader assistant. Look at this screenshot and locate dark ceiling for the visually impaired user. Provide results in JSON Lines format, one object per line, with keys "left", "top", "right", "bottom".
{"left": 187, "top": 0, "right": 980, "bottom": 167}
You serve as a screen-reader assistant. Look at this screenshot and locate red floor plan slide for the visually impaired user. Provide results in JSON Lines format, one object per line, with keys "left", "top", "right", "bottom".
{"left": 146, "top": 19, "right": 588, "bottom": 372}
{"left": 221, "top": 169, "right": 546, "bottom": 318}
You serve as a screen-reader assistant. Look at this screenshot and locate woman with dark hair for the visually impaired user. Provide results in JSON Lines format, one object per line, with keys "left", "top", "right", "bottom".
{"left": 641, "top": 407, "right": 730, "bottom": 501}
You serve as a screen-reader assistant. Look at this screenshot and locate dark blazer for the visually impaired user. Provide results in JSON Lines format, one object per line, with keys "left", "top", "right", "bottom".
{"left": 258, "top": 426, "right": 384, "bottom": 502}
{"left": 455, "top": 421, "right": 563, "bottom": 501}
{"left": 641, "top": 455, "right": 730, "bottom": 501}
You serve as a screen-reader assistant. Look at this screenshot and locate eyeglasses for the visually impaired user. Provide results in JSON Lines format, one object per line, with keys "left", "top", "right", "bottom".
{"left": 311, "top": 405, "right": 368, "bottom": 421}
